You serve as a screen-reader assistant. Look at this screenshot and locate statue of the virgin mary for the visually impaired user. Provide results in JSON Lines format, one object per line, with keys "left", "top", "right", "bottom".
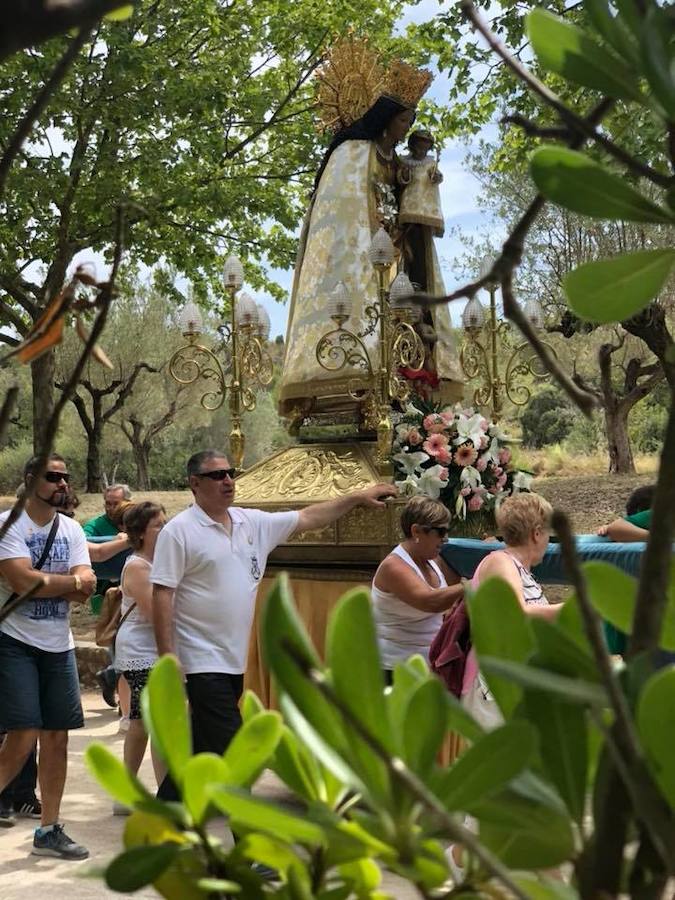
{"left": 279, "top": 37, "right": 463, "bottom": 429}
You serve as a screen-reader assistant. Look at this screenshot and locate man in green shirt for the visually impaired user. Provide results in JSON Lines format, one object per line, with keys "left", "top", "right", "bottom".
{"left": 597, "top": 485, "right": 653, "bottom": 542}
{"left": 83, "top": 484, "right": 131, "bottom": 538}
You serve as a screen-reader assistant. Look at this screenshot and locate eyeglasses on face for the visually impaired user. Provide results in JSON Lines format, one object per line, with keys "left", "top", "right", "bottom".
{"left": 44, "top": 471, "right": 70, "bottom": 484}
{"left": 196, "top": 468, "right": 237, "bottom": 481}
{"left": 422, "top": 525, "right": 449, "bottom": 538}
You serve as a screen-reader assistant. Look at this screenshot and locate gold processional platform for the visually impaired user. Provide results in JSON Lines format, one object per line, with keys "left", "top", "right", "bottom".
{"left": 235, "top": 441, "right": 400, "bottom": 707}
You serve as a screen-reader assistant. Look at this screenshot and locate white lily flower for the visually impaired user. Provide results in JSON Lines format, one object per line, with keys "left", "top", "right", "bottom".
{"left": 394, "top": 474, "right": 421, "bottom": 496}
{"left": 392, "top": 450, "right": 429, "bottom": 476}
{"left": 395, "top": 424, "right": 411, "bottom": 442}
{"left": 483, "top": 436, "right": 501, "bottom": 465}
{"left": 455, "top": 492, "right": 466, "bottom": 520}
{"left": 460, "top": 465, "right": 481, "bottom": 489}
{"left": 512, "top": 470, "right": 534, "bottom": 493}
{"left": 402, "top": 400, "right": 424, "bottom": 420}
{"left": 418, "top": 464, "right": 448, "bottom": 500}
{"left": 454, "top": 412, "right": 485, "bottom": 446}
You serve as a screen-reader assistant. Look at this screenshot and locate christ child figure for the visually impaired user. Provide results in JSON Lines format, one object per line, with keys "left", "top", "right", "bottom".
{"left": 398, "top": 129, "right": 444, "bottom": 239}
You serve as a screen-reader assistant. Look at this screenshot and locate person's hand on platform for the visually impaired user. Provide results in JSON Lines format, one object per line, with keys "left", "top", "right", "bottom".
{"left": 359, "top": 483, "right": 398, "bottom": 508}
{"left": 597, "top": 525, "right": 608, "bottom": 536}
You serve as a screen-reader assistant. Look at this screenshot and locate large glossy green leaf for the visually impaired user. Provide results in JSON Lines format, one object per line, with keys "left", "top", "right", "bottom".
{"left": 577, "top": 560, "right": 675, "bottom": 651}
{"left": 530, "top": 147, "right": 673, "bottom": 224}
{"left": 637, "top": 667, "right": 675, "bottom": 807}
{"left": 402, "top": 677, "right": 448, "bottom": 776}
{"left": 261, "top": 575, "right": 350, "bottom": 758}
{"left": 478, "top": 799, "right": 575, "bottom": 869}
{"left": 511, "top": 872, "right": 579, "bottom": 899}
{"left": 524, "top": 691, "right": 588, "bottom": 824}
{"left": 527, "top": 8, "right": 641, "bottom": 100}
{"left": 241, "top": 689, "right": 265, "bottom": 722}
{"left": 564, "top": 250, "right": 675, "bottom": 324}
{"left": 433, "top": 721, "right": 536, "bottom": 810}
{"left": 531, "top": 617, "right": 599, "bottom": 682}
{"left": 209, "top": 786, "right": 326, "bottom": 845}
{"left": 270, "top": 727, "right": 323, "bottom": 802}
{"left": 481, "top": 657, "right": 607, "bottom": 705}
{"left": 141, "top": 655, "right": 191, "bottom": 786}
{"left": 641, "top": 7, "right": 675, "bottom": 118}
{"left": 387, "top": 658, "right": 426, "bottom": 748}
{"left": 223, "top": 711, "right": 283, "bottom": 786}
{"left": 105, "top": 844, "right": 179, "bottom": 892}
{"left": 182, "top": 753, "right": 229, "bottom": 825}
{"left": 325, "top": 588, "right": 393, "bottom": 800}
{"left": 85, "top": 742, "right": 153, "bottom": 807}
{"left": 238, "top": 833, "right": 304, "bottom": 875}
{"left": 583, "top": 0, "right": 638, "bottom": 63}
{"left": 468, "top": 576, "right": 536, "bottom": 718}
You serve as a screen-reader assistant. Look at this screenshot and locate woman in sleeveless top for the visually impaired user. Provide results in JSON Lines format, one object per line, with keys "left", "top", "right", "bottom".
{"left": 461, "top": 492, "right": 558, "bottom": 729}
{"left": 113, "top": 502, "right": 166, "bottom": 808}
{"left": 447, "top": 492, "right": 558, "bottom": 881}
{"left": 372, "top": 496, "right": 464, "bottom": 682}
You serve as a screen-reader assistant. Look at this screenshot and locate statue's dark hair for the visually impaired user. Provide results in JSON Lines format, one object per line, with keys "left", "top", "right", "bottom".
{"left": 312, "top": 95, "right": 414, "bottom": 194}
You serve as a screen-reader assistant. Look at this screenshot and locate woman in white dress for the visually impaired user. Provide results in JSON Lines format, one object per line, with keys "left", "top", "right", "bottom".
{"left": 113, "top": 502, "right": 166, "bottom": 808}
{"left": 371, "top": 496, "right": 464, "bottom": 681}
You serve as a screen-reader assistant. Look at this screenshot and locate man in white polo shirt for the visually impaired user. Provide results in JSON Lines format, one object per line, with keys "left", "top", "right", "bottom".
{"left": 152, "top": 448, "right": 396, "bottom": 799}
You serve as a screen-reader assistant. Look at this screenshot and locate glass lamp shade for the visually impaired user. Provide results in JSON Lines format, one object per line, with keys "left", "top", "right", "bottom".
{"left": 327, "top": 281, "right": 353, "bottom": 320}
{"left": 479, "top": 253, "right": 499, "bottom": 290}
{"left": 389, "top": 272, "right": 414, "bottom": 308}
{"left": 462, "top": 295, "right": 486, "bottom": 332}
{"left": 368, "top": 227, "right": 396, "bottom": 268}
{"left": 235, "top": 291, "right": 259, "bottom": 327}
{"left": 179, "top": 301, "right": 203, "bottom": 335}
{"left": 524, "top": 297, "right": 545, "bottom": 330}
{"left": 223, "top": 254, "right": 244, "bottom": 290}
{"left": 255, "top": 303, "right": 271, "bottom": 340}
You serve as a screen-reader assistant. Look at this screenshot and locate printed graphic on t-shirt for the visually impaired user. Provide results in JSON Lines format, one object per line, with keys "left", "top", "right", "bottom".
{"left": 23, "top": 532, "right": 71, "bottom": 621}
{"left": 250, "top": 554, "right": 261, "bottom": 581}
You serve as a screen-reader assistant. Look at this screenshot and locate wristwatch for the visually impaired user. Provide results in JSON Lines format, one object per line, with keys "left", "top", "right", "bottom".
{"left": 73, "top": 573, "right": 82, "bottom": 592}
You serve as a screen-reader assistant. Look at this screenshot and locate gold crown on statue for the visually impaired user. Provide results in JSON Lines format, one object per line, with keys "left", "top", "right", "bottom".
{"left": 316, "top": 35, "right": 433, "bottom": 134}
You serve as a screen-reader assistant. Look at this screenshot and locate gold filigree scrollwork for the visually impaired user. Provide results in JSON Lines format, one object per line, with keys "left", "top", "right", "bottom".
{"left": 504, "top": 340, "right": 558, "bottom": 407}
{"left": 358, "top": 302, "right": 381, "bottom": 338}
{"left": 392, "top": 320, "right": 425, "bottom": 371}
{"left": 460, "top": 337, "right": 493, "bottom": 409}
{"left": 168, "top": 342, "right": 226, "bottom": 410}
{"left": 315, "top": 325, "right": 373, "bottom": 376}
{"left": 241, "top": 335, "right": 274, "bottom": 387}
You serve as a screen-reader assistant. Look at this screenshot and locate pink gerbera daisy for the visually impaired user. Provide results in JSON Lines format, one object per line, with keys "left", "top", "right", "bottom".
{"left": 423, "top": 433, "right": 450, "bottom": 458}
{"left": 454, "top": 444, "right": 478, "bottom": 467}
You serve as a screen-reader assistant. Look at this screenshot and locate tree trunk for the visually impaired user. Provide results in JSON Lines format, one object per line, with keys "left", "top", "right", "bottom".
{"left": 604, "top": 402, "right": 635, "bottom": 474}
{"left": 85, "top": 417, "right": 103, "bottom": 493}
{"left": 31, "top": 350, "right": 55, "bottom": 453}
{"left": 134, "top": 440, "right": 152, "bottom": 490}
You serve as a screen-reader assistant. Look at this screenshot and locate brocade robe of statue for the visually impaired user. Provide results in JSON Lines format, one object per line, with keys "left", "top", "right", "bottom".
{"left": 279, "top": 140, "right": 463, "bottom": 424}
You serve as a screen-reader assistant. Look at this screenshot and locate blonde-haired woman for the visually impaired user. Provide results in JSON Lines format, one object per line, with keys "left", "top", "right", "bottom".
{"left": 372, "top": 496, "right": 464, "bottom": 682}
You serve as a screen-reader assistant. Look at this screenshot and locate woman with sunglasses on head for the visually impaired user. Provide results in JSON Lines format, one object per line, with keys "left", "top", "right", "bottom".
{"left": 372, "top": 496, "right": 464, "bottom": 684}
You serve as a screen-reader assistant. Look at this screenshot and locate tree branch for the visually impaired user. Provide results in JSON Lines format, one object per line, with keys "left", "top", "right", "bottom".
{"left": 0, "top": 27, "right": 91, "bottom": 199}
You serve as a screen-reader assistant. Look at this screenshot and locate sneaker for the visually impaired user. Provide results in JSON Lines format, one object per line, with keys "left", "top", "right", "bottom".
{"left": 0, "top": 806, "right": 16, "bottom": 828}
{"left": 96, "top": 667, "right": 118, "bottom": 708}
{"left": 118, "top": 716, "right": 130, "bottom": 734}
{"left": 445, "top": 845, "right": 465, "bottom": 885}
{"left": 112, "top": 801, "right": 131, "bottom": 816}
{"left": 32, "top": 824, "right": 89, "bottom": 860}
{"left": 13, "top": 797, "right": 42, "bottom": 819}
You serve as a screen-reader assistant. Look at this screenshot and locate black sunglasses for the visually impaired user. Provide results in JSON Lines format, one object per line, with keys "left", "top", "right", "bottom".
{"left": 423, "top": 525, "right": 449, "bottom": 538}
{"left": 44, "top": 471, "right": 70, "bottom": 484}
{"left": 196, "top": 468, "right": 237, "bottom": 481}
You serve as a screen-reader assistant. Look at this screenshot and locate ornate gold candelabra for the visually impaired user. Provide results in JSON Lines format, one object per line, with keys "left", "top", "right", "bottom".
{"left": 169, "top": 255, "right": 273, "bottom": 469}
{"left": 315, "top": 228, "right": 425, "bottom": 473}
{"left": 460, "top": 255, "right": 555, "bottom": 421}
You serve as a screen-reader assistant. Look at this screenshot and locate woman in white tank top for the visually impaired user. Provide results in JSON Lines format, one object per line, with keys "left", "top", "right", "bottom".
{"left": 112, "top": 501, "right": 167, "bottom": 812}
{"left": 371, "top": 496, "right": 464, "bottom": 680}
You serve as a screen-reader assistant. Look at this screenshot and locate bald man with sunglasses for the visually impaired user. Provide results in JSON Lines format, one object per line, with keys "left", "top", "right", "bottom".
{"left": 152, "top": 448, "right": 397, "bottom": 800}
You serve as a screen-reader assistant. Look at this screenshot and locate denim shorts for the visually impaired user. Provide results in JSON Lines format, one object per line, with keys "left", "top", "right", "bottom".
{"left": 0, "top": 631, "right": 84, "bottom": 731}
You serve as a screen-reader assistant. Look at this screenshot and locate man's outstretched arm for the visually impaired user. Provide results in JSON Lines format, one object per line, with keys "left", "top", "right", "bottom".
{"left": 295, "top": 483, "right": 397, "bottom": 534}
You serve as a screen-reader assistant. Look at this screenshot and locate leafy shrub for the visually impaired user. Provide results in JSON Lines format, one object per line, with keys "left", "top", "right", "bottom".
{"left": 520, "top": 388, "right": 576, "bottom": 448}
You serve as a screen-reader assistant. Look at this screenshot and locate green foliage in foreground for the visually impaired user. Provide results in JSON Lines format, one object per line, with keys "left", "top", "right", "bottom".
{"left": 86, "top": 569, "right": 675, "bottom": 899}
